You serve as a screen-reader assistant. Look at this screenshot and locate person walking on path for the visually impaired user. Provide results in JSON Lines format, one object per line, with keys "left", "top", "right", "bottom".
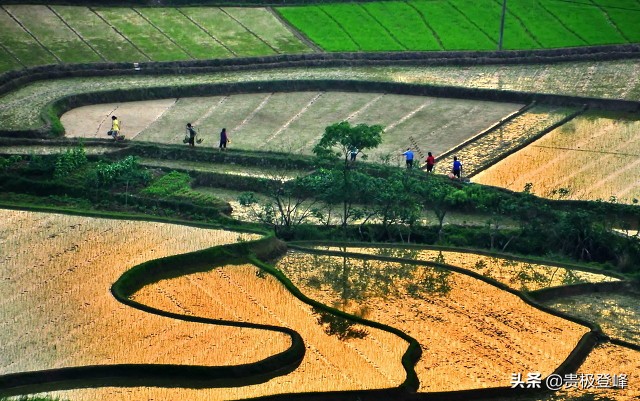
{"left": 219, "top": 128, "right": 229, "bottom": 150}
{"left": 186, "top": 123, "right": 197, "bottom": 147}
{"left": 108, "top": 116, "right": 120, "bottom": 140}
{"left": 452, "top": 156, "right": 463, "bottom": 179}
{"left": 402, "top": 148, "right": 414, "bottom": 169}
{"left": 425, "top": 151, "right": 435, "bottom": 173}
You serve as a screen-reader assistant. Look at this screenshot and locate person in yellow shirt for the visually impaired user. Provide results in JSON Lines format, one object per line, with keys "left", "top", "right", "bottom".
{"left": 108, "top": 116, "right": 120, "bottom": 140}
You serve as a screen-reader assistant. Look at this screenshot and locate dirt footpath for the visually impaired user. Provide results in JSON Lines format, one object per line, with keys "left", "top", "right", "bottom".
{"left": 61, "top": 99, "right": 176, "bottom": 139}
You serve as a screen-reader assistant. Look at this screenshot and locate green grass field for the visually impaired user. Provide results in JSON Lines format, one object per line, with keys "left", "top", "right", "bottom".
{"left": 52, "top": 6, "right": 147, "bottom": 62}
{"left": 0, "top": 2, "right": 637, "bottom": 74}
{"left": 137, "top": 8, "right": 231, "bottom": 59}
{"left": 5, "top": 5, "right": 102, "bottom": 63}
{"left": 0, "top": 5, "right": 310, "bottom": 73}
{"left": 0, "top": 7, "right": 58, "bottom": 66}
{"left": 277, "top": 0, "right": 640, "bottom": 51}
{"left": 94, "top": 7, "right": 191, "bottom": 61}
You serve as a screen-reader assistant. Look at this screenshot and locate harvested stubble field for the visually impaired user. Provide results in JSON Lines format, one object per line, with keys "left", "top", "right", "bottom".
{"left": 0, "top": 210, "right": 279, "bottom": 388}
{"left": 126, "top": 264, "right": 407, "bottom": 399}
{"left": 474, "top": 115, "right": 640, "bottom": 204}
{"left": 313, "top": 246, "right": 618, "bottom": 292}
{"left": 278, "top": 0, "right": 639, "bottom": 52}
{"left": 3, "top": 61, "right": 640, "bottom": 131}
{"left": 61, "top": 93, "right": 520, "bottom": 161}
{"left": 0, "top": 5, "right": 310, "bottom": 72}
{"left": 433, "top": 106, "right": 576, "bottom": 176}
{"left": 275, "top": 251, "right": 589, "bottom": 392}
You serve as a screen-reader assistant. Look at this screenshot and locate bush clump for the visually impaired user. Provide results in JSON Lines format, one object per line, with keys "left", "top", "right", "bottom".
{"left": 86, "top": 156, "right": 149, "bottom": 188}
{"left": 54, "top": 146, "right": 87, "bottom": 179}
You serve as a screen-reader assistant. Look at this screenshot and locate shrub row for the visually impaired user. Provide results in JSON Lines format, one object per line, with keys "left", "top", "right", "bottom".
{"left": 117, "top": 142, "right": 315, "bottom": 170}
{"left": 0, "top": 174, "right": 233, "bottom": 218}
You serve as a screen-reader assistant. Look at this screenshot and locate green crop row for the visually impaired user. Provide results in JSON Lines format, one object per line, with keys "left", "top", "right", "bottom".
{"left": 277, "top": 0, "right": 640, "bottom": 52}
{"left": 0, "top": 5, "right": 310, "bottom": 73}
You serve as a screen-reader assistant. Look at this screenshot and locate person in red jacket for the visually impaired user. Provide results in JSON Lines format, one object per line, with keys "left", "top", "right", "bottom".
{"left": 425, "top": 151, "right": 435, "bottom": 173}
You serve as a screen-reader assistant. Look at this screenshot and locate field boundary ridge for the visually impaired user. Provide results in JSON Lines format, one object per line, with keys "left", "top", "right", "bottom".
{"left": 1, "top": 44, "right": 639, "bottom": 95}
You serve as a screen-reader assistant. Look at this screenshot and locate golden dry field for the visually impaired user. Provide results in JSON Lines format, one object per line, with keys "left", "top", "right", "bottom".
{"left": 474, "top": 115, "right": 640, "bottom": 204}
{"left": 275, "top": 251, "right": 589, "bottom": 392}
{"left": 315, "top": 246, "right": 617, "bottom": 292}
{"left": 0, "top": 210, "right": 284, "bottom": 390}
{"left": 128, "top": 264, "right": 407, "bottom": 398}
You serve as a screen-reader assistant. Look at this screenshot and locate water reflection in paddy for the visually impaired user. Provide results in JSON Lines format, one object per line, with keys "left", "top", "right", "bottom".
{"left": 276, "top": 250, "right": 588, "bottom": 392}
{"left": 546, "top": 292, "right": 640, "bottom": 346}
{"left": 313, "top": 246, "right": 618, "bottom": 291}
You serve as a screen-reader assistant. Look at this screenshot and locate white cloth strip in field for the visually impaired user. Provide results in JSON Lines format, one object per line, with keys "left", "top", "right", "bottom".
{"left": 261, "top": 92, "right": 324, "bottom": 146}
{"left": 139, "top": 98, "right": 177, "bottom": 141}
{"left": 345, "top": 93, "right": 385, "bottom": 122}
{"left": 384, "top": 99, "right": 434, "bottom": 132}
{"left": 233, "top": 93, "right": 273, "bottom": 133}
{"left": 194, "top": 96, "right": 229, "bottom": 127}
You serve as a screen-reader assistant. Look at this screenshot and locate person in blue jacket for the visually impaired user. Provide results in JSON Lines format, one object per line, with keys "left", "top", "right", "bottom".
{"left": 402, "top": 148, "right": 414, "bottom": 169}
{"left": 452, "top": 156, "right": 463, "bottom": 178}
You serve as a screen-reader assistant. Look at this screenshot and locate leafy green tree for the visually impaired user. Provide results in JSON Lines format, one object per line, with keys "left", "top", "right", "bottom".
{"left": 312, "top": 122, "right": 384, "bottom": 231}
{"left": 238, "top": 172, "right": 322, "bottom": 237}
{"left": 312, "top": 121, "right": 383, "bottom": 167}
{"left": 416, "top": 179, "right": 456, "bottom": 243}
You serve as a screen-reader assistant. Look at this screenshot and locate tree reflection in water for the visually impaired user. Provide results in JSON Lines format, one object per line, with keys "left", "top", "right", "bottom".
{"left": 312, "top": 307, "right": 369, "bottom": 340}
{"left": 283, "top": 247, "right": 453, "bottom": 339}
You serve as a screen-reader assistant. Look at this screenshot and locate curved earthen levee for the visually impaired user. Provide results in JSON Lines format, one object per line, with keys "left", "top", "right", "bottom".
{"left": 0, "top": 210, "right": 636, "bottom": 400}
{"left": 0, "top": 210, "right": 305, "bottom": 396}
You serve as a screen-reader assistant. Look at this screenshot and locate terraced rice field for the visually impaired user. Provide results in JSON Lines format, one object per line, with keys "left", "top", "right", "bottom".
{"left": 4, "top": 60, "right": 640, "bottom": 133}
{"left": 131, "top": 264, "right": 407, "bottom": 396}
{"left": 313, "top": 246, "right": 618, "bottom": 292}
{"left": 0, "top": 5, "right": 310, "bottom": 72}
{"left": 0, "top": 210, "right": 269, "bottom": 380}
{"left": 278, "top": 0, "right": 640, "bottom": 52}
{"left": 474, "top": 115, "right": 640, "bottom": 204}
{"left": 60, "top": 93, "right": 521, "bottom": 162}
{"left": 432, "top": 105, "right": 577, "bottom": 177}
{"left": 275, "top": 250, "right": 589, "bottom": 392}
{"left": 0, "top": 2, "right": 637, "bottom": 73}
